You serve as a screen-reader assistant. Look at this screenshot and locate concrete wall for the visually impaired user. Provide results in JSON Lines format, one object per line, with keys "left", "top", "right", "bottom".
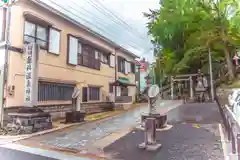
{"left": 5, "top": 0, "right": 136, "bottom": 108}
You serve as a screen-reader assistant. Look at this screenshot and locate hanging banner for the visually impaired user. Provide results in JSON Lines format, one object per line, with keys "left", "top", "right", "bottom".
{"left": 24, "top": 43, "right": 39, "bottom": 107}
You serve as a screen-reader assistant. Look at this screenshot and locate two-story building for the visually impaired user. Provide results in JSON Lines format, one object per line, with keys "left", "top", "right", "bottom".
{"left": 0, "top": 0, "right": 138, "bottom": 118}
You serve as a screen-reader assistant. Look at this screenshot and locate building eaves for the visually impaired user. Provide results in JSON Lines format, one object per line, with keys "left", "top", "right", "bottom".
{"left": 30, "top": 0, "right": 139, "bottom": 58}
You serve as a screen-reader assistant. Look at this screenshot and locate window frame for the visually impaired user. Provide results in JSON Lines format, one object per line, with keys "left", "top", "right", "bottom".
{"left": 131, "top": 62, "right": 136, "bottom": 73}
{"left": 117, "top": 56, "right": 126, "bottom": 74}
{"left": 78, "top": 43, "right": 101, "bottom": 70}
{"left": 98, "top": 51, "right": 110, "bottom": 65}
{"left": 24, "top": 20, "right": 49, "bottom": 50}
{"left": 48, "top": 27, "right": 61, "bottom": 55}
{"left": 38, "top": 81, "right": 75, "bottom": 102}
{"left": 88, "top": 86, "right": 100, "bottom": 101}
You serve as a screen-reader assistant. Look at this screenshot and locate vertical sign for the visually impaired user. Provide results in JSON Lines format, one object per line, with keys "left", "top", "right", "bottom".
{"left": 24, "top": 43, "right": 39, "bottom": 107}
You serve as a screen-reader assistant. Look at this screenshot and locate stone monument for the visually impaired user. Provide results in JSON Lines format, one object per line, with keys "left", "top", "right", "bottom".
{"left": 7, "top": 43, "right": 52, "bottom": 134}
{"left": 65, "top": 87, "right": 85, "bottom": 123}
{"left": 141, "top": 84, "right": 167, "bottom": 129}
{"left": 138, "top": 117, "right": 162, "bottom": 151}
{"left": 195, "top": 69, "right": 207, "bottom": 102}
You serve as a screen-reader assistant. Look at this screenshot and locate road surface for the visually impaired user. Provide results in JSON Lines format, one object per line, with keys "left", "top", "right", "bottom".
{"left": 18, "top": 100, "right": 181, "bottom": 152}
{"left": 104, "top": 102, "right": 224, "bottom": 160}
{"left": 0, "top": 146, "right": 57, "bottom": 160}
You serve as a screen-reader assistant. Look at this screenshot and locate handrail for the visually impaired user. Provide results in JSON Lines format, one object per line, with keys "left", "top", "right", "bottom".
{"left": 216, "top": 94, "right": 240, "bottom": 157}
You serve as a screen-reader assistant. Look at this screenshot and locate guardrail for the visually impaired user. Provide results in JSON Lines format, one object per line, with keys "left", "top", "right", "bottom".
{"left": 216, "top": 95, "right": 240, "bottom": 159}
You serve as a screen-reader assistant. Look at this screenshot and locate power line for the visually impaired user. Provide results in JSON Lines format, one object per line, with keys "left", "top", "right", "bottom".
{"left": 85, "top": 0, "right": 147, "bottom": 40}
{"left": 70, "top": 0, "right": 146, "bottom": 44}
{"left": 46, "top": 0, "right": 143, "bottom": 50}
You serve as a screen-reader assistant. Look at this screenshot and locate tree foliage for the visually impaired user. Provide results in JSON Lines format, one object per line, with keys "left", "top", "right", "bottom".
{"left": 145, "top": 0, "right": 240, "bottom": 83}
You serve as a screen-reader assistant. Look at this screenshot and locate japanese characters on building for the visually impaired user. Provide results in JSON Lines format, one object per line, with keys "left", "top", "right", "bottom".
{"left": 24, "top": 43, "right": 39, "bottom": 107}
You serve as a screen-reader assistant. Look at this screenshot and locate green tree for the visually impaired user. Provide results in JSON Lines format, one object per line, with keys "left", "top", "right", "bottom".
{"left": 145, "top": 0, "right": 240, "bottom": 81}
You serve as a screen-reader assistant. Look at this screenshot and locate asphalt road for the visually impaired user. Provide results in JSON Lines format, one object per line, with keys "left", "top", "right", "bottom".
{"left": 0, "top": 147, "right": 57, "bottom": 160}
{"left": 104, "top": 102, "right": 224, "bottom": 160}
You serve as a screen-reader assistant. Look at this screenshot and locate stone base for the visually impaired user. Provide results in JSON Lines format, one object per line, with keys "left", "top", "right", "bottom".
{"left": 138, "top": 142, "right": 162, "bottom": 151}
{"left": 65, "top": 111, "right": 85, "bottom": 123}
{"left": 7, "top": 107, "right": 52, "bottom": 134}
{"left": 136, "top": 124, "right": 173, "bottom": 131}
{"left": 141, "top": 114, "right": 167, "bottom": 129}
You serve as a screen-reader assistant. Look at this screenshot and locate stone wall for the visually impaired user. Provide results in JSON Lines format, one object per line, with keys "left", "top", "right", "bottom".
{"left": 4, "top": 102, "right": 114, "bottom": 121}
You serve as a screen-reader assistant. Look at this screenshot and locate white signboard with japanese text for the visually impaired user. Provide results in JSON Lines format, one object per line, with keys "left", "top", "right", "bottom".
{"left": 24, "top": 43, "right": 39, "bottom": 107}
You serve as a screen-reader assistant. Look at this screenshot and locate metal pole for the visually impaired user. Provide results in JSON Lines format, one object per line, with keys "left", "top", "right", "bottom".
{"left": 0, "top": 1, "right": 12, "bottom": 127}
{"left": 208, "top": 48, "right": 214, "bottom": 100}
{"left": 114, "top": 48, "right": 117, "bottom": 102}
{"left": 171, "top": 76, "right": 174, "bottom": 100}
{"left": 190, "top": 76, "right": 193, "bottom": 100}
{"left": 152, "top": 64, "right": 155, "bottom": 84}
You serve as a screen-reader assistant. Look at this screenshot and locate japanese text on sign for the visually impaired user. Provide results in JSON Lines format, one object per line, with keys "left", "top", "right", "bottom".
{"left": 24, "top": 45, "right": 33, "bottom": 103}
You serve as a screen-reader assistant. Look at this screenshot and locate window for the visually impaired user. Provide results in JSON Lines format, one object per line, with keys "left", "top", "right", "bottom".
{"left": 48, "top": 28, "right": 61, "bottom": 54}
{"left": 131, "top": 63, "right": 135, "bottom": 73}
{"left": 109, "top": 54, "right": 115, "bottom": 67}
{"left": 109, "top": 84, "right": 114, "bottom": 93}
{"left": 117, "top": 56, "right": 125, "bottom": 73}
{"left": 38, "top": 82, "right": 75, "bottom": 101}
{"left": 100, "top": 52, "right": 109, "bottom": 64}
{"left": 82, "top": 86, "right": 100, "bottom": 102}
{"left": 82, "top": 87, "right": 88, "bottom": 102}
{"left": 24, "top": 21, "right": 48, "bottom": 48}
{"left": 78, "top": 44, "right": 100, "bottom": 69}
{"left": 120, "top": 86, "right": 128, "bottom": 96}
{"left": 89, "top": 86, "right": 100, "bottom": 101}
{"left": 68, "top": 35, "right": 78, "bottom": 65}
{"left": 94, "top": 50, "right": 110, "bottom": 64}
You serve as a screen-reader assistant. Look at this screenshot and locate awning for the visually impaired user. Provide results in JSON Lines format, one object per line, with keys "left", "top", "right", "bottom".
{"left": 110, "top": 79, "right": 136, "bottom": 87}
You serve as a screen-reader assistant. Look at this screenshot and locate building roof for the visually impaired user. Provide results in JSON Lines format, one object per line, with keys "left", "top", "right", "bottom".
{"left": 30, "top": 0, "right": 139, "bottom": 58}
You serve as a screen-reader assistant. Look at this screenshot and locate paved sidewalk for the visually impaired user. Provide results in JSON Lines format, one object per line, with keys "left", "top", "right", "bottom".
{"left": 104, "top": 103, "right": 225, "bottom": 160}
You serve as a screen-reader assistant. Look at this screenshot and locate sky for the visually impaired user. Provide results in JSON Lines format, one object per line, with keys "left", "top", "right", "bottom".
{"left": 40, "top": 0, "right": 160, "bottom": 61}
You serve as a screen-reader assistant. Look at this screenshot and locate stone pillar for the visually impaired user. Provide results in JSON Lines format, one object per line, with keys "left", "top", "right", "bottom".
{"left": 24, "top": 43, "right": 39, "bottom": 107}
{"left": 190, "top": 76, "right": 193, "bottom": 100}
{"left": 76, "top": 95, "right": 81, "bottom": 111}
{"left": 171, "top": 76, "right": 174, "bottom": 100}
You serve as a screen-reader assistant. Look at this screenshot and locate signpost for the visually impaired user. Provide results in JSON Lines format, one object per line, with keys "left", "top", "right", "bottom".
{"left": 24, "top": 43, "right": 39, "bottom": 107}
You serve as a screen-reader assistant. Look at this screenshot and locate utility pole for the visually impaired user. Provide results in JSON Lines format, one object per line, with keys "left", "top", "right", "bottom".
{"left": 0, "top": 0, "right": 12, "bottom": 127}
{"left": 158, "top": 59, "right": 163, "bottom": 96}
{"left": 152, "top": 63, "right": 155, "bottom": 84}
{"left": 208, "top": 48, "right": 214, "bottom": 101}
{"left": 114, "top": 47, "right": 119, "bottom": 101}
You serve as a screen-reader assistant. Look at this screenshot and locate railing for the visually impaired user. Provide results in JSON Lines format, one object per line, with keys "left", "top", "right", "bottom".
{"left": 216, "top": 93, "right": 240, "bottom": 159}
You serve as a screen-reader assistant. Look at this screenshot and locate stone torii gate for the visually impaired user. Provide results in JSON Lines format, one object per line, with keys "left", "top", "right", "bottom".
{"left": 170, "top": 73, "right": 202, "bottom": 100}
